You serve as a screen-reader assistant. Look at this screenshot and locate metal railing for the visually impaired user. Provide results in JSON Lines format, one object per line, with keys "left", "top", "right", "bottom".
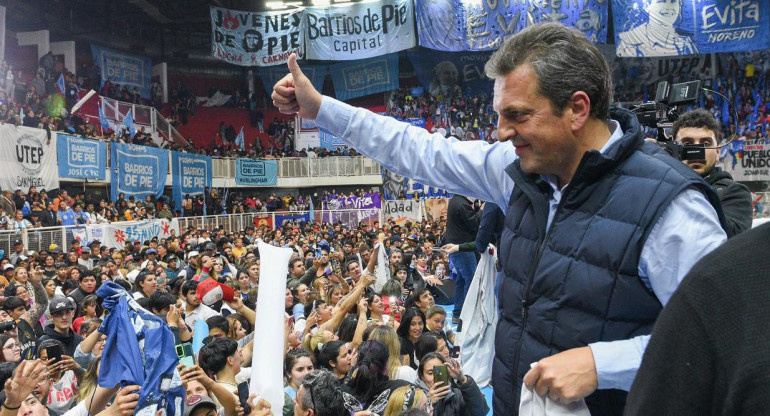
{"left": 100, "top": 96, "right": 189, "bottom": 147}
{"left": 206, "top": 156, "right": 381, "bottom": 179}
{"left": 0, "top": 208, "right": 381, "bottom": 255}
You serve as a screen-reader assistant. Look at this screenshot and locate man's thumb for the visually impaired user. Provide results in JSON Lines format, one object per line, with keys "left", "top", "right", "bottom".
{"left": 287, "top": 53, "right": 305, "bottom": 82}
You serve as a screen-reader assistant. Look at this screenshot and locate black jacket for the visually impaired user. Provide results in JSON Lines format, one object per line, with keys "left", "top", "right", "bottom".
{"left": 40, "top": 209, "right": 57, "bottom": 227}
{"left": 444, "top": 196, "right": 481, "bottom": 245}
{"left": 415, "top": 375, "right": 489, "bottom": 416}
{"left": 703, "top": 167, "right": 753, "bottom": 238}
{"left": 37, "top": 323, "right": 83, "bottom": 357}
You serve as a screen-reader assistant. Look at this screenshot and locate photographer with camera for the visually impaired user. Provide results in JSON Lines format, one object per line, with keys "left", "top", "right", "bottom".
{"left": 671, "top": 109, "right": 753, "bottom": 237}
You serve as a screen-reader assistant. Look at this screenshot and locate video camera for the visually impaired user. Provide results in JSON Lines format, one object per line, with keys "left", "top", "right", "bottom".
{"left": 631, "top": 80, "right": 705, "bottom": 161}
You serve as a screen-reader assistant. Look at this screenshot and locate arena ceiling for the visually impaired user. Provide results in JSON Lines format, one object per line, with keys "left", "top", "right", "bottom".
{"left": 1, "top": 0, "right": 289, "bottom": 60}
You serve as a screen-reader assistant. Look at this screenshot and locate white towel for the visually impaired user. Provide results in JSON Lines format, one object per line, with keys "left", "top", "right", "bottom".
{"left": 519, "top": 363, "right": 591, "bottom": 416}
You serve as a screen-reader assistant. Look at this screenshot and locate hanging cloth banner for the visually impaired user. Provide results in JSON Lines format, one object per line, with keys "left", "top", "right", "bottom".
{"left": 0, "top": 124, "right": 59, "bottom": 191}
{"left": 210, "top": 6, "right": 303, "bottom": 66}
{"left": 416, "top": 0, "right": 607, "bottom": 52}
{"left": 257, "top": 64, "right": 326, "bottom": 97}
{"left": 171, "top": 151, "right": 212, "bottom": 212}
{"left": 304, "top": 0, "right": 416, "bottom": 60}
{"left": 614, "top": 0, "right": 769, "bottom": 57}
{"left": 328, "top": 53, "right": 400, "bottom": 101}
{"left": 57, "top": 133, "right": 106, "bottom": 180}
{"left": 110, "top": 142, "right": 168, "bottom": 202}
{"left": 91, "top": 44, "right": 152, "bottom": 98}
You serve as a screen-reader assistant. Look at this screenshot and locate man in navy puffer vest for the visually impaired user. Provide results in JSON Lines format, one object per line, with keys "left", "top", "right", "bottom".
{"left": 269, "top": 23, "right": 729, "bottom": 416}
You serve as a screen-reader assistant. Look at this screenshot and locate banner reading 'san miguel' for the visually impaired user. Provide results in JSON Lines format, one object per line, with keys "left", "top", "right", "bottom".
{"left": 210, "top": 6, "right": 303, "bottom": 66}
{"left": 613, "top": 0, "right": 769, "bottom": 57}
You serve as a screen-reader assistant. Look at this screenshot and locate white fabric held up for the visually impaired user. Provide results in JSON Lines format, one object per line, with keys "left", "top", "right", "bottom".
{"left": 251, "top": 241, "right": 292, "bottom": 412}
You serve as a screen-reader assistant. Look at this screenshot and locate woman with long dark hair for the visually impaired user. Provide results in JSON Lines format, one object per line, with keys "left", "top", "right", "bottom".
{"left": 342, "top": 339, "right": 411, "bottom": 414}
{"left": 396, "top": 307, "right": 426, "bottom": 369}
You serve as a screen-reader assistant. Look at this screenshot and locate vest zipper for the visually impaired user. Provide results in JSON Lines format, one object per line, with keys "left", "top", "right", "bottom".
{"left": 510, "top": 183, "right": 573, "bottom": 403}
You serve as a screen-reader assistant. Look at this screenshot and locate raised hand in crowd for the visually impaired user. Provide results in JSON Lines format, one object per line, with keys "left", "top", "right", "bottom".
{"left": 247, "top": 395, "right": 273, "bottom": 416}
{"left": 100, "top": 385, "right": 141, "bottom": 416}
{"left": 0, "top": 360, "right": 48, "bottom": 416}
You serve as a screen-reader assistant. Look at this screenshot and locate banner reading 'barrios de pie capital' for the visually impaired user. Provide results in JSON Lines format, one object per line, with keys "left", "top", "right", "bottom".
{"left": 304, "top": 0, "right": 415, "bottom": 60}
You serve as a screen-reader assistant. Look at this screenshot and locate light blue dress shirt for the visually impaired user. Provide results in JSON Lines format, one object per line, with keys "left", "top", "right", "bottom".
{"left": 315, "top": 96, "right": 727, "bottom": 391}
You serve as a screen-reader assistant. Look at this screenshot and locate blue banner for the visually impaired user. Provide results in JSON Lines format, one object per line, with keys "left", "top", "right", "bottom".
{"left": 329, "top": 54, "right": 399, "bottom": 101}
{"left": 110, "top": 143, "right": 169, "bottom": 202}
{"left": 91, "top": 44, "right": 153, "bottom": 98}
{"left": 406, "top": 48, "right": 493, "bottom": 97}
{"left": 235, "top": 159, "right": 277, "bottom": 186}
{"left": 275, "top": 213, "right": 310, "bottom": 227}
{"left": 171, "top": 152, "right": 212, "bottom": 212}
{"left": 416, "top": 0, "right": 607, "bottom": 51}
{"left": 258, "top": 64, "right": 326, "bottom": 97}
{"left": 614, "top": 0, "right": 769, "bottom": 57}
{"left": 57, "top": 134, "right": 106, "bottom": 180}
{"left": 319, "top": 130, "right": 345, "bottom": 151}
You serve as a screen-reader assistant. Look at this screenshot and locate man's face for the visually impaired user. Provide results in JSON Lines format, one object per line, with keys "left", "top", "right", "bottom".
{"left": 52, "top": 309, "right": 75, "bottom": 331}
{"left": 676, "top": 127, "right": 718, "bottom": 176}
{"left": 186, "top": 290, "right": 200, "bottom": 307}
{"left": 347, "top": 262, "right": 361, "bottom": 280}
{"left": 291, "top": 260, "right": 305, "bottom": 277}
{"left": 645, "top": 0, "right": 681, "bottom": 26}
{"left": 494, "top": 65, "right": 581, "bottom": 185}
{"left": 294, "top": 386, "right": 309, "bottom": 416}
{"left": 19, "top": 394, "right": 49, "bottom": 416}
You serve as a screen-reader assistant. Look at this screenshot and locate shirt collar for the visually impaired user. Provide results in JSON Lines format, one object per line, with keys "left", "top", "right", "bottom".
{"left": 543, "top": 120, "right": 624, "bottom": 192}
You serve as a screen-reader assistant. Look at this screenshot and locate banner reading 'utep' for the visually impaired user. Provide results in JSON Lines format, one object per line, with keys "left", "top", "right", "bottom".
{"left": 171, "top": 151, "right": 212, "bottom": 212}
{"left": 57, "top": 134, "right": 106, "bottom": 180}
{"left": 91, "top": 44, "right": 152, "bottom": 98}
{"left": 304, "top": 0, "right": 415, "bottom": 60}
{"left": 110, "top": 142, "right": 168, "bottom": 202}
{"left": 210, "top": 6, "right": 303, "bottom": 66}
{"left": 235, "top": 159, "right": 277, "bottom": 186}
{"left": 0, "top": 124, "right": 59, "bottom": 191}
{"left": 614, "top": 0, "right": 769, "bottom": 57}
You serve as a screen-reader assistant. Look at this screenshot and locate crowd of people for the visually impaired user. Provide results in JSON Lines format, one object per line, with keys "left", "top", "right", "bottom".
{"left": 0, "top": 204, "right": 492, "bottom": 416}
{"left": 0, "top": 186, "right": 384, "bottom": 229}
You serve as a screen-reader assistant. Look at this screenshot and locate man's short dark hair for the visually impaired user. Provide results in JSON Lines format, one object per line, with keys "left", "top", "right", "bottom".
{"left": 148, "top": 291, "right": 176, "bottom": 313}
{"left": 2, "top": 297, "right": 25, "bottom": 312}
{"left": 299, "top": 369, "right": 345, "bottom": 416}
{"left": 198, "top": 337, "right": 238, "bottom": 377}
{"left": 289, "top": 258, "right": 304, "bottom": 269}
{"left": 181, "top": 280, "right": 198, "bottom": 296}
{"left": 206, "top": 315, "right": 229, "bottom": 333}
{"left": 670, "top": 109, "right": 723, "bottom": 143}
{"left": 485, "top": 22, "right": 611, "bottom": 121}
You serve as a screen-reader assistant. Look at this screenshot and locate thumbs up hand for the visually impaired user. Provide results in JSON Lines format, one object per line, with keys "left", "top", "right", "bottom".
{"left": 271, "top": 53, "right": 322, "bottom": 120}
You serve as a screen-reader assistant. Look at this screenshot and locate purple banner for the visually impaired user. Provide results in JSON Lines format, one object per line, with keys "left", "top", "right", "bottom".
{"left": 322, "top": 193, "right": 381, "bottom": 228}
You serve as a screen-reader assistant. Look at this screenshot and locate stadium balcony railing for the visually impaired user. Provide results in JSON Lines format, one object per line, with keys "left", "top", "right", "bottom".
{"left": 0, "top": 208, "right": 380, "bottom": 255}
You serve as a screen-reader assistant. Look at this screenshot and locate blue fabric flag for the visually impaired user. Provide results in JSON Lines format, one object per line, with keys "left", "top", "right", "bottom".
{"left": 97, "top": 282, "right": 185, "bottom": 416}
{"left": 191, "top": 318, "right": 209, "bottom": 356}
{"left": 98, "top": 104, "right": 111, "bottom": 132}
{"left": 235, "top": 126, "right": 245, "bottom": 150}
{"left": 309, "top": 196, "right": 315, "bottom": 223}
{"left": 753, "top": 89, "right": 762, "bottom": 120}
{"left": 56, "top": 74, "right": 65, "bottom": 95}
{"left": 722, "top": 97, "right": 730, "bottom": 127}
{"left": 123, "top": 109, "right": 136, "bottom": 138}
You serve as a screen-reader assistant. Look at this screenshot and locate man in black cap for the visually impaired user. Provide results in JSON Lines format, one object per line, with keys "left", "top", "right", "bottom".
{"left": 38, "top": 297, "right": 82, "bottom": 356}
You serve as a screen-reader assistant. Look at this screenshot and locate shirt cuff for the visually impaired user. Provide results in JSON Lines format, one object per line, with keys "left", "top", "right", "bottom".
{"left": 589, "top": 335, "right": 649, "bottom": 391}
{"left": 315, "top": 96, "right": 354, "bottom": 138}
